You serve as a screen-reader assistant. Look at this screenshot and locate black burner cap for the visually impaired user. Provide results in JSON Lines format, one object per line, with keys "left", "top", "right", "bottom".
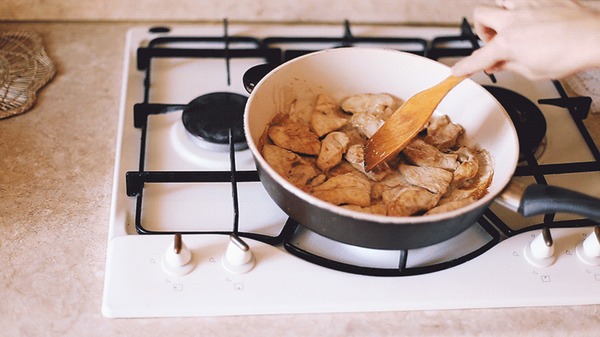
{"left": 484, "top": 86, "right": 547, "bottom": 160}
{"left": 182, "top": 92, "right": 248, "bottom": 150}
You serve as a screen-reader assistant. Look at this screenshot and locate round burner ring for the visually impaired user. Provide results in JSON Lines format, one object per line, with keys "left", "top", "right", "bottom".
{"left": 182, "top": 92, "right": 248, "bottom": 152}
{"left": 483, "top": 86, "right": 547, "bottom": 162}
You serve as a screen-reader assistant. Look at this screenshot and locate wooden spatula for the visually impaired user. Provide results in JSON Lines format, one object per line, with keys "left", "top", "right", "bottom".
{"left": 364, "top": 75, "right": 466, "bottom": 171}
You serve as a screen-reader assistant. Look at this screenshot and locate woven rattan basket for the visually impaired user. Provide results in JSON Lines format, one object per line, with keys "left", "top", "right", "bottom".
{"left": 0, "top": 31, "right": 56, "bottom": 119}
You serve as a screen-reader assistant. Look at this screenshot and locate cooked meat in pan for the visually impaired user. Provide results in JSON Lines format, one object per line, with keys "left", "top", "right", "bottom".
{"left": 260, "top": 92, "right": 493, "bottom": 216}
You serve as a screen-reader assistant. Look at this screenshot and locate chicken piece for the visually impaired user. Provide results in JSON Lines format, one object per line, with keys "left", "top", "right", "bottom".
{"left": 317, "top": 132, "right": 350, "bottom": 171}
{"left": 309, "top": 173, "right": 328, "bottom": 187}
{"left": 402, "top": 138, "right": 458, "bottom": 170}
{"left": 278, "top": 86, "right": 314, "bottom": 124}
{"left": 289, "top": 162, "right": 320, "bottom": 190}
{"left": 342, "top": 203, "right": 388, "bottom": 215}
{"left": 268, "top": 121, "right": 321, "bottom": 155}
{"left": 344, "top": 144, "right": 370, "bottom": 173}
{"left": 341, "top": 93, "right": 399, "bottom": 120}
{"left": 371, "top": 171, "right": 410, "bottom": 200}
{"left": 262, "top": 144, "right": 297, "bottom": 178}
{"left": 349, "top": 112, "right": 384, "bottom": 139}
{"left": 399, "top": 164, "right": 453, "bottom": 195}
{"left": 339, "top": 123, "right": 368, "bottom": 146}
{"left": 311, "top": 173, "right": 371, "bottom": 207}
{"left": 310, "top": 94, "right": 349, "bottom": 137}
{"left": 442, "top": 149, "right": 494, "bottom": 202}
{"left": 345, "top": 144, "right": 390, "bottom": 182}
{"left": 453, "top": 146, "right": 479, "bottom": 185}
{"left": 383, "top": 186, "right": 440, "bottom": 216}
{"left": 261, "top": 144, "right": 319, "bottom": 187}
{"left": 424, "top": 114, "right": 464, "bottom": 150}
{"left": 327, "top": 160, "right": 358, "bottom": 177}
{"left": 288, "top": 97, "right": 316, "bottom": 124}
{"left": 425, "top": 197, "right": 477, "bottom": 215}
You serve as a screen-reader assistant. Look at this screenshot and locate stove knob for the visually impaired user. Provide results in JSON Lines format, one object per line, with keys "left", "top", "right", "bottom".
{"left": 162, "top": 233, "right": 195, "bottom": 276}
{"left": 222, "top": 234, "right": 255, "bottom": 274}
{"left": 576, "top": 225, "right": 600, "bottom": 266}
{"left": 524, "top": 227, "right": 556, "bottom": 268}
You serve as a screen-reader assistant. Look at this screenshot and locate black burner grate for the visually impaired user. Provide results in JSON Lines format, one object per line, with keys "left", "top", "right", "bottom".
{"left": 124, "top": 19, "right": 599, "bottom": 276}
{"left": 263, "top": 20, "right": 428, "bottom": 61}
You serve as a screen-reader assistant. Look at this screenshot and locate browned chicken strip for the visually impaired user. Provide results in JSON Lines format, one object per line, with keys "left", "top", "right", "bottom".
{"left": 345, "top": 144, "right": 390, "bottom": 181}
{"left": 383, "top": 186, "right": 440, "bottom": 216}
{"left": 341, "top": 93, "right": 399, "bottom": 120}
{"left": 349, "top": 112, "right": 384, "bottom": 139}
{"left": 371, "top": 172, "right": 411, "bottom": 200}
{"left": 425, "top": 197, "right": 477, "bottom": 215}
{"left": 403, "top": 138, "right": 458, "bottom": 170}
{"left": 399, "top": 164, "right": 453, "bottom": 195}
{"left": 289, "top": 162, "right": 320, "bottom": 189}
{"left": 442, "top": 149, "right": 493, "bottom": 202}
{"left": 342, "top": 203, "right": 388, "bottom": 215}
{"left": 288, "top": 97, "right": 316, "bottom": 124}
{"left": 310, "top": 94, "right": 349, "bottom": 137}
{"left": 262, "top": 144, "right": 319, "bottom": 187}
{"left": 311, "top": 173, "right": 371, "bottom": 207}
{"left": 453, "top": 146, "right": 480, "bottom": 185}
{"left": 268, "top": 121, "right": 321, "bottom": 155}
{"left": 424, "top": 114, "right": 464, "bottom": 150}
{"left": 317, "top": 132, "right": 350, "bottom": 171}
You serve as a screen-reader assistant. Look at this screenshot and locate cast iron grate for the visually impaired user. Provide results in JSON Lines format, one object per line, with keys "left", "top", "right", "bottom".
{"left": 123, "top": 19, "right": 598, "bottom": 276}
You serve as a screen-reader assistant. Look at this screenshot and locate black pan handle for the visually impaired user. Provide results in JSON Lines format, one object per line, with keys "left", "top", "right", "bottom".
{"left": 498, "top": 181, "right": 600, "bottom": 222}
{"left": 243, "top": 63, "right": 277, "bottom": 94}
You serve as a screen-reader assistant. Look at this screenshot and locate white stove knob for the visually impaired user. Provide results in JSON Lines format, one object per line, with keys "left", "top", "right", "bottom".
{"left": 222, "top": 234, "right": 255, "bottom": 274}
{"left": 162, "top": 233, "right": 195, "bottom": 276}
{"left": 524, "top": 227, "right": 556, "bottom": 267}
{"left": 576, "top": 226, "right": 600, "bottom": 266}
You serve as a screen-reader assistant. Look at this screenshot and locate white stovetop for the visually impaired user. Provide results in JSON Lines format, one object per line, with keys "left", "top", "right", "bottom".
{"left": 102, "top": 23, "right": 600, "bottom": 318}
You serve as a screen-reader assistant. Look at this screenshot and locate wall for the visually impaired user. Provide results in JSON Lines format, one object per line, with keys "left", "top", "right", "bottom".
{"left": 2, "top": 1, "right": 599, "bottom": 25}
{"left": 0, "top": 0, "right": 500, "bottom": 24}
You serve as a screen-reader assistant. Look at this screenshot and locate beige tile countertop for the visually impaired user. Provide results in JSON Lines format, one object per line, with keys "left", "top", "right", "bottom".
{"left": 1, "top": 21, "right": 600, "bottom": 337}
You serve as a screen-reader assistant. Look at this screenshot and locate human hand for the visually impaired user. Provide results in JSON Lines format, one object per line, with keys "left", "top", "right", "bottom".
{"left": 451, "top": 0, "right": 600, "bottom": 80}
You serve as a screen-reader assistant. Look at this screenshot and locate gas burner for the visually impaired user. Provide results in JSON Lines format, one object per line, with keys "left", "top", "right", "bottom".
{"left": 182, "top": 92, "right": 248, "bottom": 152}
{"left": 484, "top": 86, "right": 547, "bottom": 162}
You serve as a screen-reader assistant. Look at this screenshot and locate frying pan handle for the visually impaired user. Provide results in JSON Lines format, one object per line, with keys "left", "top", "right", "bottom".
{"left": 242, "top": 63, "right": 277, "bottom": 94}
{"left": 498, "top": 181, "right": 600, "bottom": 222}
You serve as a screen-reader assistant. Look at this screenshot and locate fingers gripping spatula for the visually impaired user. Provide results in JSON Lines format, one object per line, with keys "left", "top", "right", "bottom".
{"left": 364, "top": 75, "right": 466, "bottom": 171}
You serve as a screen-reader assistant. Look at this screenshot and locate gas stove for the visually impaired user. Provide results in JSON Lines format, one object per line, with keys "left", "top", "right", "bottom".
{"left": 102, "top": 21, "right": 600, "bottom": 318}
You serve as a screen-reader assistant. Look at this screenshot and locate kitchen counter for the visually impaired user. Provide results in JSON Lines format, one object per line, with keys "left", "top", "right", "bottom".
{"left": 1, "top": 22, "right": 599, "bottom": 337}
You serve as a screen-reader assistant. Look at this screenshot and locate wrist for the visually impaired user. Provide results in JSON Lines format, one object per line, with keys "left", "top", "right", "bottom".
{"left": 581, "top": 11, "right": 600, "bottom": 69}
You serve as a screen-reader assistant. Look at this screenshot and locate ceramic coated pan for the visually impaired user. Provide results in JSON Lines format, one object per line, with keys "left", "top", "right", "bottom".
{"left": 243, "top": 48, "right": 600, "bottom": 249}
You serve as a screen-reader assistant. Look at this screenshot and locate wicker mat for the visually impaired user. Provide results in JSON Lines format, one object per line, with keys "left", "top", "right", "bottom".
{"left": 0, "top": 31, "right": 56, "bottom": 119}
